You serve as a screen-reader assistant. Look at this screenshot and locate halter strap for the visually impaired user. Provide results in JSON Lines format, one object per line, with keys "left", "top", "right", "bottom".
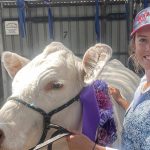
{"left": 7, "top": 95, "right": 79, "bottom": 149}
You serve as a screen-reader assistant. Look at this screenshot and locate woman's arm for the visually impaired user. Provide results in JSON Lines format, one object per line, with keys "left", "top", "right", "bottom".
{"left": 109, "top": 86, "right": 130, "bottom": 110}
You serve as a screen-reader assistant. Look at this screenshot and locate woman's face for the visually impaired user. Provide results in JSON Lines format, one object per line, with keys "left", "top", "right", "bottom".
{"left": 134, "top": 25, "right": 150, "bottom": 71}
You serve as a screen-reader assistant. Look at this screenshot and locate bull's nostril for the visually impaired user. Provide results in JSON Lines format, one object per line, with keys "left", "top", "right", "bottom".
{"left": 0, "top": 129, "right": 5, "bottom": 145}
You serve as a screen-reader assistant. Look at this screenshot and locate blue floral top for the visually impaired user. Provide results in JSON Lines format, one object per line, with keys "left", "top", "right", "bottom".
{"left": 121, "top": 76, "right": 150, "bottom": 150}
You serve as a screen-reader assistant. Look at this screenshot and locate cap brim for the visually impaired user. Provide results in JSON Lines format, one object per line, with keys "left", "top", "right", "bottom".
{"left": 130, "top": 24, "right": 150, "bottom": 37}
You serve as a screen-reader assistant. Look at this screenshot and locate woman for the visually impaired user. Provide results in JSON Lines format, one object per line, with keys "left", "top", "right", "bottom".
{"left": 67, "top": 7, "right": 150, "bottom": 150}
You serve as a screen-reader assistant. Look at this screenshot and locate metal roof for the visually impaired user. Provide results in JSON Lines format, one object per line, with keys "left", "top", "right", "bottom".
{"left": 0, "top": 0, "right": 128, "bottom": 8}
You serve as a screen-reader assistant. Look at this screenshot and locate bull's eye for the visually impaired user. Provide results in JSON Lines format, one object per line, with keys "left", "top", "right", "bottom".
{"left": 44, "top": 82, "right": 63, "bottom": 91}
{"left": 52, "top": 82, "right": 63, "bottom": 89}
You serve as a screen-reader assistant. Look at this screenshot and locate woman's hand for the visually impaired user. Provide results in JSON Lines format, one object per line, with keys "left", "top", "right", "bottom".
{"left": 66, "top": 133, "right": 106, "bottom": 150}
{"left": 109, "top": 86, "right": 130, "bottom": 110}
{"left": 67, "top": 133, "right": 94, "bottom": 150}
{"left": 109, "top": 86, "right": 123, "bottom": 103}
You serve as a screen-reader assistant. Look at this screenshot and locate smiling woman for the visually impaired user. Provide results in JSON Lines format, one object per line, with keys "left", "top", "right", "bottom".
{"left": 120, "top": 9, "right": 150, "bottom": 149}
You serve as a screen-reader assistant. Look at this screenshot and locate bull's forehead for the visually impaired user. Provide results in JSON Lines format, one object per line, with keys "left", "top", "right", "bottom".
{"left": 12, "top": 50, "right": 76, "bottom": 91}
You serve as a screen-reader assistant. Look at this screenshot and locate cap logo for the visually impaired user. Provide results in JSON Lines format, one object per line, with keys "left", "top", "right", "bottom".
{"left": 136, "top": 10, "right": 150, "bottom": 24}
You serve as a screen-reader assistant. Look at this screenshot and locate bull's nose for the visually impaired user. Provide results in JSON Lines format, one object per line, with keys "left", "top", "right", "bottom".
{"left": 0, "top": 129, "right": 5, "bottom": 145}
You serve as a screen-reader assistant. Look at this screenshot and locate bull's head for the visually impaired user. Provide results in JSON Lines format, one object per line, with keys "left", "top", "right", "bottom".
{"left": 0, "top": 42, "right": 112, "bottom": 150}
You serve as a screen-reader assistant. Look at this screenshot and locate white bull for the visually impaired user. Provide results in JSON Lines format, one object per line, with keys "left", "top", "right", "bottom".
{"left": 0, "top": 42, "right": 140, "bottom": 150}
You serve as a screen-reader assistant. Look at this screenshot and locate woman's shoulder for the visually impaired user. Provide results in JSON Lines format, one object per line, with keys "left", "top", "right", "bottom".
{"left": 135, "top": 75, "right": 146, "bottom": 94}
{"left": 140, "top": 75, "right": 146, "bottom": 83}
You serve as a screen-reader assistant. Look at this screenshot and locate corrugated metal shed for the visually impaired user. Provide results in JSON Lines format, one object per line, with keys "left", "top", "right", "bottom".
{"left": 0, "top": 0, "right": 147, "bottom": 101}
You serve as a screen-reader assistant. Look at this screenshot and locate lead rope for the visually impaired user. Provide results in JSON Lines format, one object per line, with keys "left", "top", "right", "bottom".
{"left": 33, "top": 124, "right": 72, "bottom": 150}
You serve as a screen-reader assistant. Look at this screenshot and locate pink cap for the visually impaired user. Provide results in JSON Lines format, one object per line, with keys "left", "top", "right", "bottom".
{"left": 131, "top": 7, "right": 150, "bottom": 37}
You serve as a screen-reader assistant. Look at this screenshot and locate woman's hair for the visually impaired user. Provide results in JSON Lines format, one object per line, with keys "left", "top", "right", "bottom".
{"left": 128, "top": 36, "right": 144, "bottom": 75}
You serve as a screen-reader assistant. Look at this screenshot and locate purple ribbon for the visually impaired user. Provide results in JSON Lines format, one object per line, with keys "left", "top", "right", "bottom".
{"left": 79, "top": 80, "right": 117, "bottom": 146}
{"left": 80, "top": 83, "right": 100, "bottom": 141}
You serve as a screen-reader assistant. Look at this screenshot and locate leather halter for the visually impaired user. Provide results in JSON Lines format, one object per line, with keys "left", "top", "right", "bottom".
{"left": 7, "top": 95, "right": 79, "bottom": 150}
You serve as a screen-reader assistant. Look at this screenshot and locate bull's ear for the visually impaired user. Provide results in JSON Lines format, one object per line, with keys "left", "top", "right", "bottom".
{"left": 2, "top": 51, "right": 30, "bottom": 78}
{"left": 82, "top": 43, "right": 112, "bottom": 83}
